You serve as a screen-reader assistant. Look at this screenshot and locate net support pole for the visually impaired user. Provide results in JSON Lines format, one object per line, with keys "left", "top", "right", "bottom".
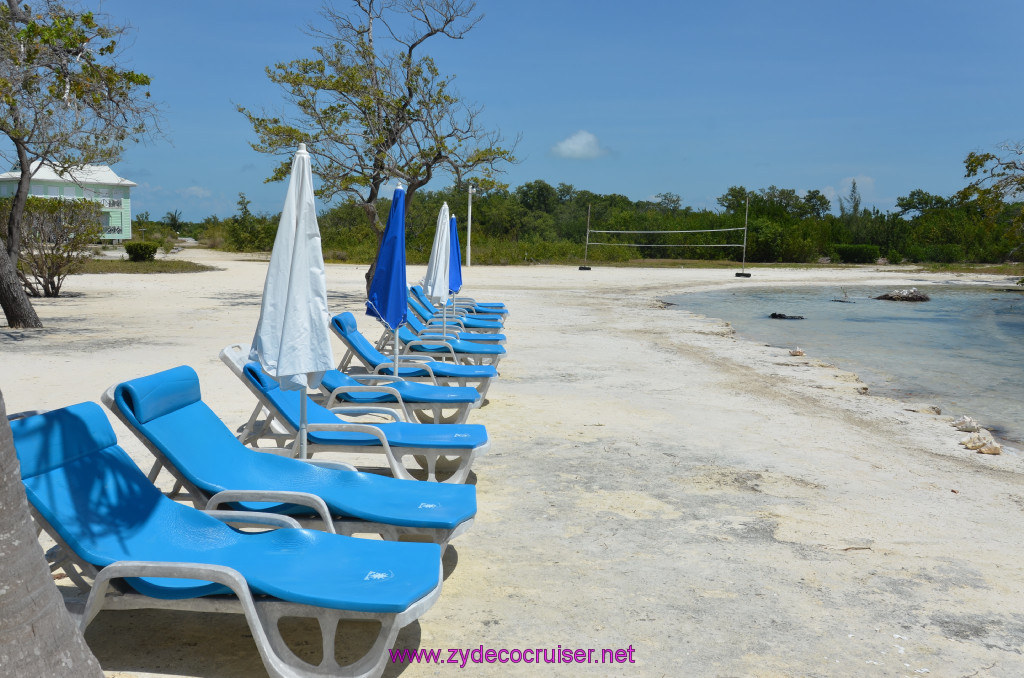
{"left": 584, "top": 204, "right": 591, "bottom": 263}
{"left": 741, "top": 196, "right": 749, "bottom": 274}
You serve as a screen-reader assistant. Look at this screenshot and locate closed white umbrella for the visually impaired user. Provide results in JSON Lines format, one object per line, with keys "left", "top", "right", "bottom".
{"left": 422, "top": 202, "right": 451, "bottom": 301}
{"left": 422, "top": 202, "right": 451, "bottom": 335}
{"left": 250, "top": 143, "right": 334, "bottom": 459}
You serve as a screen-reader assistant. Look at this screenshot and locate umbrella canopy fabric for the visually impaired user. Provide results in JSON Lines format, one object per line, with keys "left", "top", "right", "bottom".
{"left": 448, "top": 215, "right": 463, "bottom": 295}
{"left": 366, "top": 184, "right": 408, "bottom": 332}
{"left": 250, "top": 143, "right": 334, "bottom": 392}
{"left": 421, "top": 202, "right": 450, "bottom": 301}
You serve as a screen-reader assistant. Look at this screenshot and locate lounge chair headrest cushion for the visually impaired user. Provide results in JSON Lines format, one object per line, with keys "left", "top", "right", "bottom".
{"left": 243, "top": 362, "right": 280, "bottom": 392}
{"left": 115, "top": 365, "right": 202, "bottom": 424}
{"left": 11, "top": 402, "right": 118, "bottom": 479}
{"left": 333, "top": 312, "right": 357, "bottom": 335}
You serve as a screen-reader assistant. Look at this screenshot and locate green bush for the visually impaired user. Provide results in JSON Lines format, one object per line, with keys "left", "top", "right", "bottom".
{"left": 835, "top": 244, "right": 880, "bottom": 264}
{"left": 926, "top": 244, "right": 965, "bottom": 263}
{"left": 125, "top": 241, "right": 159, "bottom": 262}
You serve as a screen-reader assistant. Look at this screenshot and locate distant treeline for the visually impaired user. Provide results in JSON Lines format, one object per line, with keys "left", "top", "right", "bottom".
{"left": 141, "top": 179, "right": 1023, "bottom": 265}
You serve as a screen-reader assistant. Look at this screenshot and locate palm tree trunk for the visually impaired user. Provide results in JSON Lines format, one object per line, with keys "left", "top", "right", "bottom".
{"left": 0, "top": 391, "right": 102, "bottom": 676}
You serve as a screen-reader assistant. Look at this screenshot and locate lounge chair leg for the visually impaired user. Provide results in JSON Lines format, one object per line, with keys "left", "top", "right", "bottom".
{"left": 257, "top": 604, "right": 404, "bottom": 678}
{"left": 146, "top": 460, "right": 163, "bottom": 482}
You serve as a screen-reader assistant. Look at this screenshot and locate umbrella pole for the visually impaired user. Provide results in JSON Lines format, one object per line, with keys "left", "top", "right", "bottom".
{"left": 299, "top": 392, "right": 308, "bottom": 460}
{"left": 393, "top": 327, "right": 400, "bottom": 376}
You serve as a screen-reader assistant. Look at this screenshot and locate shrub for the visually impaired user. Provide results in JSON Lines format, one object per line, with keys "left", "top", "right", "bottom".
{"left": 835, "top": 244, "right": 880, "bottom": 264}
{"left": 0, "top": 196, "right": 103, "bottom": 297}
{"left": 926, "top": 244, "right": 965, "bottom": 263}
{"left": 125, "top": 241, "right": 159, "bottom": 262}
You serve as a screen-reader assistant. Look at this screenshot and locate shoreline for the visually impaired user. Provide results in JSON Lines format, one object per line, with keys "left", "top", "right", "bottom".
{"left": 662, "top": 280, "right": 1024, "bottom": 451}
{"left": 3, "top": 255, "right": 1024, "bottom": 676}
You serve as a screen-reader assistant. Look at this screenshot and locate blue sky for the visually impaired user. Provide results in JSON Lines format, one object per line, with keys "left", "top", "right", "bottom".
{"left": 92, "top": 0, "right": 1024, "bottom": 221}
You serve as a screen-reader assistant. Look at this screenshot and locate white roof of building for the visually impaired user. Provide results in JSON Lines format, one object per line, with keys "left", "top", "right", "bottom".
{"left": 0, "top": 161, "right": 137, "bottom": 187}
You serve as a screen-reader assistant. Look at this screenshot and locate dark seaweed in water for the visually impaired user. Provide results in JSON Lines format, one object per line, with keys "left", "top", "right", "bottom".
{"left": 770, "top": 312, "right": 805, "bottom": 319}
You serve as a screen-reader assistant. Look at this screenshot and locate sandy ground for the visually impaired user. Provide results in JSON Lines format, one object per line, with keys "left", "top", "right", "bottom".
{"left": 3, "top": 248, "right": 1023, "bottom": 677}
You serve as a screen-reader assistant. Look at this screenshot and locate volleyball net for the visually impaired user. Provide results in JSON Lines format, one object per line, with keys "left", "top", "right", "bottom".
{"left": 583, "top": 224, "right": 748, "bottom": 269}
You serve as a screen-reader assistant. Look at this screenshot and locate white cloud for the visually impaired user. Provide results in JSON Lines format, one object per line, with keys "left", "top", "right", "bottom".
{"left": 551, "top": 130, "right": 608, "bottom": 159}
{"left": 178, "top": 185, "right": 212, "bottom": 200}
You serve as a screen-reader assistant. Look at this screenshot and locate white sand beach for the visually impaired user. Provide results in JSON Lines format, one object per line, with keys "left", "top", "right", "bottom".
{"left": 3, "top": 249, "right": 1023, "bottom": 677}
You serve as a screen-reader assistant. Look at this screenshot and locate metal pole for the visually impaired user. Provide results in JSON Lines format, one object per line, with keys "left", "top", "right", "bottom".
{"left": 732, "top": 195, "right": 751, "bottom": 277}
{"left": 742, "top": 196, "right": 749, "bottom": 274}
{"left": 466, "top": 184, "right": 474, "bottom": 267}
{"left": 393, "top": 327, "right": 400, "bottom": 378}
{"left": 584, "top": 204, "right": 591, "bottom": 262}
{"left": 298, "top": 394, "right": 308, "bottom": 460}
{"left": 579, "top": 204, "right": 592, "bottom": 270}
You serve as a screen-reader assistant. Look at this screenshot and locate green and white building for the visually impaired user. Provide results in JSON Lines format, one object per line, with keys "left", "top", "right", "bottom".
{"left": 0, "top": 163, "right": 137, "bottom": 242}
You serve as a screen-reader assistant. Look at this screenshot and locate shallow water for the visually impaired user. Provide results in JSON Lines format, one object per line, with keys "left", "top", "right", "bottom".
{"left": 666, "top": 284, "right": 1024, "bottom": 444}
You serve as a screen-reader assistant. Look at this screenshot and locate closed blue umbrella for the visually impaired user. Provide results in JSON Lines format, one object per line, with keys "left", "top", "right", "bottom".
{"left": 366, "top": 184, "right": 408, "bottom": 370}
{"left": 448, "top": 215, "right": 462, "bottom": 295}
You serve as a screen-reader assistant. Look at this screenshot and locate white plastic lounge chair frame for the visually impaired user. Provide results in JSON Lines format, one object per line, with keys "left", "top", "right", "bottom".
{"left": 9, "top": 409, "right": 441, "bottom": 678}
{"left": 221, "top": 345, "right": 486, "bottom": 483}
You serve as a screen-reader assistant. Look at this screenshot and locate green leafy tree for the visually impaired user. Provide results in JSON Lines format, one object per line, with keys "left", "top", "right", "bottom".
{"left": 801, "top": 190, "right": 831, "bottom": 219}
{"left": 0, "top": 196, "right": 102, "bottom": 296}
{"left": 0, "top": 0, "right": 158, "bottom": 327}
{"left": 895, "top": 189, "right": 949, "bottom": 218}
{"left": 515, "top": 179, "right": 557, "bottom": 214}
{"left": 959, "top": 141, "right": 1024, "bottom": 278}
{"left": 655, "top": 191, "right": 682, "bottom": 212}
{"left": 239, "top": 0, "right": 516, "bottom": 291}
{"left": 716, "top": 185, "right": 751, "bottom": 214}
{"left": 162, "top": 209, "right": 183, "bottom": 231}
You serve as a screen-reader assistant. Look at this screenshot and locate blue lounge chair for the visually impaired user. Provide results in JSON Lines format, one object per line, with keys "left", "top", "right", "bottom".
{"left": 411, "top": 285, "right": 506, "bottom": 323}
{"left": 318, "top": 367, "right": 481, "bottom": 424}
{"left": 411, "top": 284, "right": 508, "bottom": 317}
{"left": 331, "top": 312, "right": 497, "bottom": 400}
{"left": 392, "top": 325, "right": 505, "bottom": 367}
{"left": 221, "top": 348, "right": 489, "bottom": 483}
{"left": 404, "top": 300, "right": 506, "bottom": 344}
{"left": 10, "top": 402, "right": 442, "bottom": 678}
{"left": 222, "top": 343, "right": 480, "bottom": 425}
{"left": 407, "top": 295, "right": 504, "bottom": 335}
{"left": 102, "top": 365, "right": 476, "bottom": 550}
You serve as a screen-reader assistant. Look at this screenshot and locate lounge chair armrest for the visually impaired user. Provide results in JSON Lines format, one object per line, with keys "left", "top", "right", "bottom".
{"left": 305, "top": 459, "right": 359, "bottom": 472}
{"left": 424, "top": 318, "right": 466, "bottom": 330}
{"left": 324, "top": 384, "right": 405, "bottom": 409}
{"left": 305, "top": 422, "right": 389, "bottom": 440}
{"left": 205, "top": 492, "right": 335, "bottom": 533}
{"left": 326, "top": 406, "right": 403, "bottom": 421}
{"left": 416, "top": 331, "right": 460, "bottom": 342}
{"left": 346, "top": 374, "right": 404, "bottom": 384}
{"left": 404, "top": 339, "right": 459, "bottom": 361}
{"left": 202, "top": 510, "right": 303, "bottom": 530}
{"left": 374, "top": 357, "right": 439, "bottom": 384}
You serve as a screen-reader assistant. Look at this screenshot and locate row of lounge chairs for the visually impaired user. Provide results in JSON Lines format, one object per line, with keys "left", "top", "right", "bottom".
{"left": 9, "top": 290, "right": 509, "bottom": 677}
